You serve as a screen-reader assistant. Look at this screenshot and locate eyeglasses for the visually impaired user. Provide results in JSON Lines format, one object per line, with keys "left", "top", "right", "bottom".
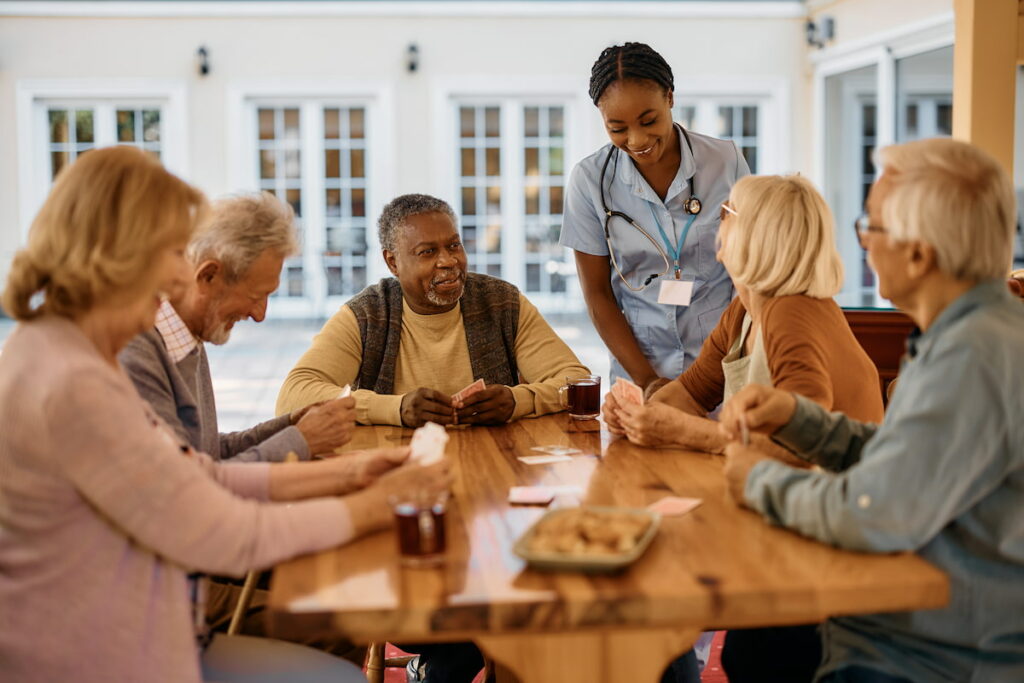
{"left": 853, "top": 213, "right": 887, "bottom": 249}
{"left": 720, "top": 202, "right": 739, "bottom": 222}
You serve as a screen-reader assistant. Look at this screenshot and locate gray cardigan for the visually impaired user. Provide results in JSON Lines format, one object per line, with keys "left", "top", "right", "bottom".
{"left": 120, "top": 328, "right": 309, "bottom": 462}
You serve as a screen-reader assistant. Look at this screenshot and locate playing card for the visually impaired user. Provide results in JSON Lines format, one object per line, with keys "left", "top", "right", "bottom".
{"left": 529, "top": 445, "right": 582, "bottom": 456}
{"left": 508, "top": 485, "right": 582, "bottom": 505}
{"left": 409, "top": 421, "right": 448, "bottom": 465}
{"left": 613, "top": 377, "right": 644, "bottom": 406}
{"left": 452, "top": 378, "right": 486, "bottom": 403}
{"left": 517, "top": 454, "right": 573, "bottom": 465}
{"left": 739, "top": 413, "right": 750, "bottom": 446}
{"left": 647, "top": 496, "right": 702, "bottom": 517}
{"left": 337, "top": 384, "right": 351, "bottom": 399}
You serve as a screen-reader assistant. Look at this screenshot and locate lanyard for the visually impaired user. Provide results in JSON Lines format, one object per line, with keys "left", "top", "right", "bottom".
{"left": 647, "top": 203, "right": 697, "bottom": 279}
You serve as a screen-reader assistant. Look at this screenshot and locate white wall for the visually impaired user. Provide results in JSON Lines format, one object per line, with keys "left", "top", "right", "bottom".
{"left": 0, "top": 4, "right": 808, "bottom": 293}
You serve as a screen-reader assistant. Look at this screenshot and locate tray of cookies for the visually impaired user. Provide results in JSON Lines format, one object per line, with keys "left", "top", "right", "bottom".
{"left": 512, "top": 505, "right": 660, "bottom": 573}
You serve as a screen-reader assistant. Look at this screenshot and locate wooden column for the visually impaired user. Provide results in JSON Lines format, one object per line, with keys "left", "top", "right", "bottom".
{"left": 952, "top": 0, "right": 1018, "bottom": 175}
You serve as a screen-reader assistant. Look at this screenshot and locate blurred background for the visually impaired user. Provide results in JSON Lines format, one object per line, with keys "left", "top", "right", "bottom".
{"left": 1, "top": 0, "right": 1021, "bottom": 427}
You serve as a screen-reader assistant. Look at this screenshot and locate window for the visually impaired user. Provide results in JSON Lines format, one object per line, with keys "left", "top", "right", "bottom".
{"left": 896, "top": 46, "right": 954, "bottom": 142}
{"left": 43, "top": 102, "right": 164, "bottom": 180}
{"left": 246, "top": 99, "right": 377, "bottom": 315}
{"left": 453, "top": 99, "right": 575, "bottom": 306}
{"left": 673, "top": 101, "right": 762, "bottom": 173}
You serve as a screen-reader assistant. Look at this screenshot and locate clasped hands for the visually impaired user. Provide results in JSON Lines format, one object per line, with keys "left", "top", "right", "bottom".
{"left": 400, "top": 385, "right": 515, "bottom": 428}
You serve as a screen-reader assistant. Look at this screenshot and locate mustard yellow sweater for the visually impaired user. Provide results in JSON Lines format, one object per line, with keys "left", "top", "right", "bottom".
{"left": 276, "top": 293, "right": 589, "bottom": 425}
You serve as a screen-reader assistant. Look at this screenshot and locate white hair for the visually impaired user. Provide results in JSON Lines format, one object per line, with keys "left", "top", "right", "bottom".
{"left": 186, "top": 192, "right": 299, "bottom": 281}
{"left": 876, "top": 138, "right": 1015, "bottom": 281}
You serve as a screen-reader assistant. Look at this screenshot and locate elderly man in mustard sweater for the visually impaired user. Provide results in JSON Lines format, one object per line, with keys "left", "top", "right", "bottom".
{"left": 277, "top": 193, "right": 590, "bottom": 428}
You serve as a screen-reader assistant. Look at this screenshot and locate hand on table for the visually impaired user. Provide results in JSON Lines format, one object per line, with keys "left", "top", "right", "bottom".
{"left": 454, "top": 385, "right": 515, "bottom": 425}
{"left": 601, "top": 391, "right": 626, "bottom": 435}
{"left": 343, "top": 447, "right": 410, "bottom": 489}
{"left": 723, "top": 442, "right": 770, "bottom": 507}
{"left": 401, "top": 388, "right": 456, "bottom": 427}
{"left": 617, "top": 400, "right": 685, "bottom": 448}
{"left": 719, "top": 384, "right": 796, "bottom": 442}
{"left": 295, "top": 396, "right": 356, "bottom": 455}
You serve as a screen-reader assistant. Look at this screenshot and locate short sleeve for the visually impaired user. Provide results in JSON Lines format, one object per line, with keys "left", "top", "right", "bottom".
{"left": 559, "top": 159, "right": 609, "bottom": 256}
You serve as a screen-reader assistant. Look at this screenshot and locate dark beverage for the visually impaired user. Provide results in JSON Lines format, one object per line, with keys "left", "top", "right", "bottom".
{"left": 567, "top": 378, "right": 601, "bottom": 419}
{"left": 394, "top": 501, "right": 447, "bottom": 566}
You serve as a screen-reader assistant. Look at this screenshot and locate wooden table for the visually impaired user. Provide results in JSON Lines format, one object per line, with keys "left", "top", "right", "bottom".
{"left": 268, "top": 415, "right": 948, "bottom": 683}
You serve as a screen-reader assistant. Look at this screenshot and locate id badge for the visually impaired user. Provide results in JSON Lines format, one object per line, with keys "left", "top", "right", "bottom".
{"left": 657, "top": 278, "right": 694, "bottom": 306}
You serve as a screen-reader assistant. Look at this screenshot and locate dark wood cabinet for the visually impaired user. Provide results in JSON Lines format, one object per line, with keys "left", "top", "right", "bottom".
{"left": 843, "top": 308, "right": 915, "bottom": 402}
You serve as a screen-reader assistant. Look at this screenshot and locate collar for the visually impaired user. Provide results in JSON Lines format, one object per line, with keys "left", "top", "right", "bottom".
{"left": 615, "top": 123, "right": 697, "bottom": 205}
{"left": 905, "top": 279, "right": 1008, "bottom": 359}
{"left": 154, "top": 299, "right": 200, "bottom": 363}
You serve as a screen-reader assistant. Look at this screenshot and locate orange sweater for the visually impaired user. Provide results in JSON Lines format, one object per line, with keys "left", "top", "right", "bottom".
{"left": 679, "top": 296, "right": 884, "bottom": 423}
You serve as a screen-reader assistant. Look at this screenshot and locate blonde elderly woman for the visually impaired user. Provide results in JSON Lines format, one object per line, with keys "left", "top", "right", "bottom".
{"left": 604, "top": 174, "right": 884, "bottom": 456}
{"left": 718, "top": 139, "right": 1024, "bottom": 682}
{"left": 0, "top": 147, "right": 448, "bottom": 683}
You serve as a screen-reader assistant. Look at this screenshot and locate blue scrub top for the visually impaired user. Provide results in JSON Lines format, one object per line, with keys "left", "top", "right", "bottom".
{"left": 559, "top": 126, "right": 750, "bottom": 382}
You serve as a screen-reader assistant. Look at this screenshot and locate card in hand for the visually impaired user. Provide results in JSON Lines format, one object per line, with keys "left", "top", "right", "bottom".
{"left": 647, "top": 496, "right": 702, "bottom": 517}
{"left": 612, "top": 377, "right": 644, "bottom": 406}
{"left": 410, "top": 421, "right": 448, "bottom": 465}
{"left": 452, "top": 378, "right": 486, "bottom": 403}
{"left": 337, "top": 384, "right": 351, "bottom": 399}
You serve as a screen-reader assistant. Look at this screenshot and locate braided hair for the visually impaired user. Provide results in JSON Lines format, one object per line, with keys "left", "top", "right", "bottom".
{"left": 588, "top": 42, "right": 674, "bottom": 106}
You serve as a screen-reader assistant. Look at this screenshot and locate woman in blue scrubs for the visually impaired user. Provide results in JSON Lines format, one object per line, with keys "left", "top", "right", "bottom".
{"left": 560, "top": 42, "right": 750, "bottom": 396}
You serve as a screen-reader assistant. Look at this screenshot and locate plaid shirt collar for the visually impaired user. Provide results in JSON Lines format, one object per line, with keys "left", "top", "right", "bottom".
{"left": 154, "top": 299, "right": 200, "bottom": 363}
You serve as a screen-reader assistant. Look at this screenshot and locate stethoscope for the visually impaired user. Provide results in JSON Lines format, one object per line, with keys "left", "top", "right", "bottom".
{"left": 599, "top": 124, "right": 701, "bottom": 292}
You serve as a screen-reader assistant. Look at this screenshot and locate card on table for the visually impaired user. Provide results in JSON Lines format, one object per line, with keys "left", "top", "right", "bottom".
{"left": 612, "top": 377, "right": 644, "bottom": 406}
{"left": 410, "top": 421, "right": 449, "bottom": 465}
{"left": 452, "top": 378, "right": 486, "bottom": 403}
{"left": 508, "top": 484, "right": 583, "bottom": 505}
{"left": 517, "top": 454, "right": 573, "bottom": 465}
{"left": 529, "top": 445, "right": 582, "bottom": 456}
{"left": 647, "top": 496, "right": 702, "bottom": 517}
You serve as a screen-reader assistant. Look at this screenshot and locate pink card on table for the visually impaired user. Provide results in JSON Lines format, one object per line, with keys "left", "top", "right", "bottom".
{"left": 647, "top": 496, "right": 702, "bottom": 517}
{"left": 452, "top": 378, "right": 486, "bottom": 403}
{"left": 508, "top": 484, "right": 582, "bottom": 505}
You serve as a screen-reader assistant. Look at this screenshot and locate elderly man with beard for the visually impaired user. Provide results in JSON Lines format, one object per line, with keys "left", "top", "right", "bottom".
{"left": 277, "top": 193, "right": 589, "bottom": 428}
{"left": 121, "top": 192, "right": 356, "bottom": 463}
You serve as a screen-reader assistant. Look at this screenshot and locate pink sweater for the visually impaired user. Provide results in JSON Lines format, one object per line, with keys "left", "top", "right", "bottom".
{"left": 0, "top": 317, "right": 353, "bottom": 682}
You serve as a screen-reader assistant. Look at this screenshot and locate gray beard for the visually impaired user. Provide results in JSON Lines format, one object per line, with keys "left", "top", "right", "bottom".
{"left": 425, "top": 286, "right": 463, "bottom": 307}
{"left": 204, "top": 320, "right": 232, "bottom": 345}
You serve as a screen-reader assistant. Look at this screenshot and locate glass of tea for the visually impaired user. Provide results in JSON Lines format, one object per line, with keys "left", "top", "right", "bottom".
{"left": 558, "top": 374, "right": 601, "bottom": 420}
{"left": 391, "top": 491, "right": 448, "bottom": 568}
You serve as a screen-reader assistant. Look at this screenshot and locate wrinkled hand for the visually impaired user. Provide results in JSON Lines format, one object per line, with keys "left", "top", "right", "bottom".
{"left": 643, "top": 377, "right": 671, "bottom": 401}
{"left": 454, "top": 385, "right": 515, "bottom": 425}
{"left": 295, "top": 396, "right": 356, "bottom": 455}
{"left": 289, "top": 399, "right": 327, "bottom": 425}
{"left": 617, "top": 400, "right": 684, "bottom": 447}
{"left": 601, "top": 391, "right": 626, "bottom": 435}
{"left": 719, "top": 384, "right": 796, "bottom": 442}
{"left": 344, "top": 447, "right": 410, "bottom": 489}
{"left": 370, "top": 458, "right": 453, "bottom": 504}
{"left": 401, "top": 388, "right": 455, "bottom": 427}
{"left": 723, "top": 442, "right": 769, "bottom": 506}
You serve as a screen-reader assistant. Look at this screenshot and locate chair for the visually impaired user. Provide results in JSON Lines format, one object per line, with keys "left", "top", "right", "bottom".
{"left": 364, "top": 643, "right": 416, "bottom": 683}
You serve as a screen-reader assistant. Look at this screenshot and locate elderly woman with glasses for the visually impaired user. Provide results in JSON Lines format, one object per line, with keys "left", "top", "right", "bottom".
{"left": 0, "top": 147, "right": 449, "bottom": 683}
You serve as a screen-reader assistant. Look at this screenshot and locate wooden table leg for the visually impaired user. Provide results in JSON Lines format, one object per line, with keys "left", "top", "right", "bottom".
{"left": 475, "top": 628, "right": 701, "bottom": 683}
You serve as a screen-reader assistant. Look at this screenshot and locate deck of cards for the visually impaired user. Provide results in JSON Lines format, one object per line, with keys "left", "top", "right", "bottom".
{"left": 612, "top": 377, "right": 644, "bottom": 406}
{"left": 410, "top": 422, "right": 448, "bottom": 466}
{"left": 452, "top": 378, "right": 485, "bottom": 404}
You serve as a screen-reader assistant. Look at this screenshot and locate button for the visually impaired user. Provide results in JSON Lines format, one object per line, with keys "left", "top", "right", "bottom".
{"left": 857, "top": 494, "right": 871, "bottom": 509}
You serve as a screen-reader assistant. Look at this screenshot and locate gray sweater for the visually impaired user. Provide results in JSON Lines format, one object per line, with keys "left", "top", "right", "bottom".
{"left": 120, "top": 328, "right": 309, "bottom": 462}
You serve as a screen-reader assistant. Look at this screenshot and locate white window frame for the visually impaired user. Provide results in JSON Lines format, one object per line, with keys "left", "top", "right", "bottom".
{"left": 227, "top": 79, "right": 394, "bottom": 319}
{"left": 432, "top": 76, "right": 588, "bottom": 313}
{"left": 15, "top": 78, "right": 188, "bottom": 242}
{"left": 812, "top": 12, "right": 954, "bottom": 307}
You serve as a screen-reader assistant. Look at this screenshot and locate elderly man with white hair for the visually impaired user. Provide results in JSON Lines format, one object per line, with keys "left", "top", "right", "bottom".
{"left": 719, "top": 138, "right": 1024, "bottom": 682}
{"left": 121, "top": 192, "right": 355, "bottom": 464}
